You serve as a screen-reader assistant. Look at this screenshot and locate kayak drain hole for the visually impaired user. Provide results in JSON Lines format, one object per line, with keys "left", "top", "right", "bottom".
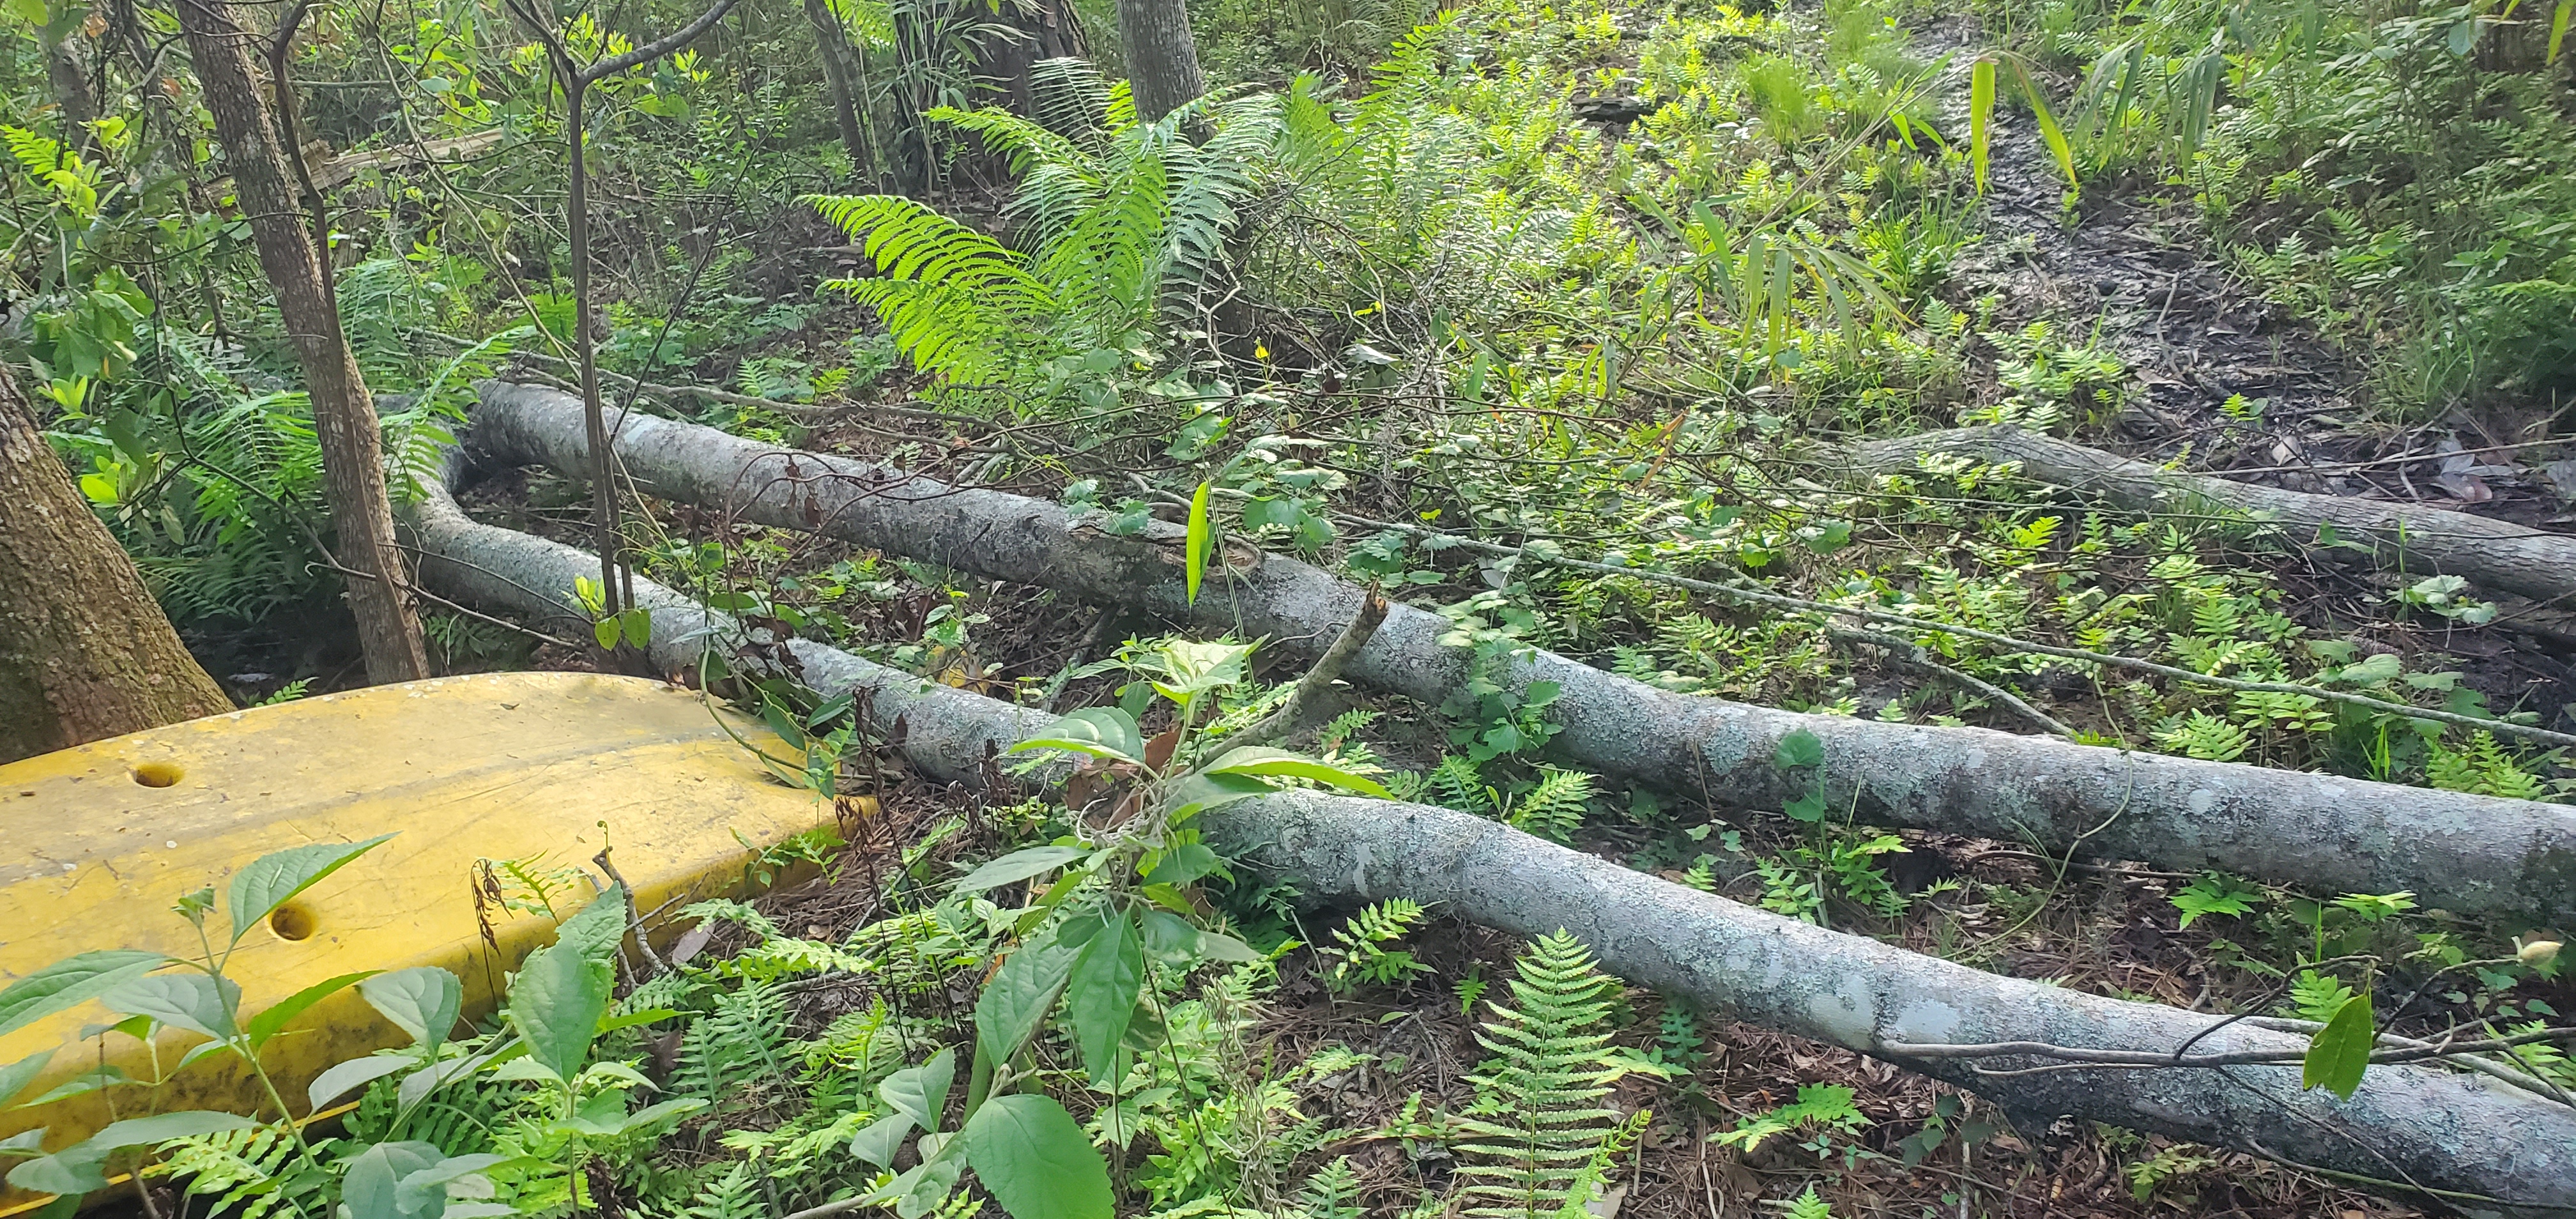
{"left": 268, "top": 903, "right": 316, "bottom": 941}
{"left": 132, "top": 761, "right": 185, "bottom": 788}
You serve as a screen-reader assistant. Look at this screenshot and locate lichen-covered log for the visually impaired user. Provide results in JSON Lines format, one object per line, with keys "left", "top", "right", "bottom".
{"left": 1848, "top": 425, "right": 2576, "bottom": 606}
{"left": 1204, "top": 792, "right": 2576, "bottom": 1218}
{"left": 470, "top": 382, "right": 2576, "bottom": 924}
{"left": 406, "top": 454, "right": 1035, "bottom": 783}
{"left": 406, "top": 475, "right": 2576, "bottom": 1215}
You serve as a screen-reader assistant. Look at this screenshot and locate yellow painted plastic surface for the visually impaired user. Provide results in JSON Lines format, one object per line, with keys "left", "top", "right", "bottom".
{"left": 0, "top": 673, "right": 832, "bottom": 1209}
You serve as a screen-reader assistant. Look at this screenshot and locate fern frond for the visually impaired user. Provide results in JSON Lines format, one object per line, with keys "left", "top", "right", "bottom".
{"left": 674, "top": 979, "right": 793, "bottom": 1101}
{"left": 155, "top": 1126, "right": 325, "bottom": 1219}
{"left": 806, "top": 194, "right": 1056, "bottom": 382}
{"left": 1454, "top": 931, "right": 1629, "bottom": 1219}
{"left": 1504, "top": 767, "right": 1594, "bottom": 843}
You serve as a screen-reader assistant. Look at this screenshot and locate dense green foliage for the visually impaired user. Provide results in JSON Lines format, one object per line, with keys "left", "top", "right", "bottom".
{"left": 7, "top": 0, "right": 2576, "bottom": 1211}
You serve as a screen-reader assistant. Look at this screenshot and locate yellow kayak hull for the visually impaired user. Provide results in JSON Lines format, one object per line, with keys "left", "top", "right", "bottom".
{"left": 0, "top": 673, "right": 834, "bottom": 1209}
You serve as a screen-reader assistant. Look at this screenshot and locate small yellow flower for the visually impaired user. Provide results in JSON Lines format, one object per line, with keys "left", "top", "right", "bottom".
{"left": 1254, "top": 343, "right": 1269, "bottom": 360}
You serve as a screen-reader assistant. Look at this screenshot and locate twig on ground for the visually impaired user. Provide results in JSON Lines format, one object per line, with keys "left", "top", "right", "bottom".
{"left": 1227, "top": 591, "right": 1388, "bottom": 750}
{"left": 594, "top": 845, "right": 668, "bottom": 979}
{"left": 1823, "top": 624, "right": 2079, "bottom": 740}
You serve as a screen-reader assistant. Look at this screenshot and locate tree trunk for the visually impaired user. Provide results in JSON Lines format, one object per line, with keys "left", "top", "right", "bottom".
{"left": 1846, "top": 425, "right": 2576, "bottom": 609}
{"left": 174, "top": 0, "right": 431, "bottom": 685}
{"left": 1116, "top": 0, "right": 1204, "bottom": 122}
{"left": 0, "top": 366, "right": 231, "bottom": 762}
{"left": 39, "top": 6, "right": 97, "bottom": 153}
{"left": 802, "top": 0, "right": 874, "bottom": 171}
{"left": 404, "top": 468, "right": 2576, "bottom": 1213}
{"left": 467, "top": 383, "right": 2576, "bottom": 925}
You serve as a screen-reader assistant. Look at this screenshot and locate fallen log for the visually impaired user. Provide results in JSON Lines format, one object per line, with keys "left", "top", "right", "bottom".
{"left": 1847, "top": 425, "right": 2576, "bottom": 608}
{"left": 1216, "top": 792, "right": 2576, "bottom": 1217}
{"left": 403, "top": 476, "right": 2576, "bottom": 1214}
{"left": 468, "top": 382, "right": 2576, "bottom": 924}
{"left": 405, "top": 450, "right": 1039, "bottom": 784}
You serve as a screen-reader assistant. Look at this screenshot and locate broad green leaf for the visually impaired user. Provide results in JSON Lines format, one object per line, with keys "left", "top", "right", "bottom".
{"left": 1147, "top": 640, "right": 1254, "bottom": 702}
{"left": 34, "top": 1110, "right": 259, "bottom": 1194}
{"left": 962, "top": 1094, "right": 1113, "bottom": 1219}
{"left": 247, "top": 971, "right": 377, "bottom": 1047}
{"left": 1202, "top": 747, "right": 1394, "bottom": 799}
{"left": 617, "top": 608, "right": 652, "bottom": 648}
{"left": 17, "top": 1066, "right": 132, "bottom": 1107}
{"left": 1969, "top": 57, "right": 1997, "bottom": 193}
{"left": 1774, "top": 729, "right": 1824, "bottom": 770}
{"left": 7, "top": 1150, "right": 109, "bottom": 1197}
{"left": 394, "top": 1153, "right": 509, "bottom": 1217}
{"left": 953, "top": 845, "right": 1091, "bottom": 894}
{"left": 342, "top": 1140, "right": 445, "bottom": 1219}
{"left": 1184, "top": 481, "right": 1212, "bottom": 606}
{"left": 4, "top": 0, "right": 48, "bottom": 27}
{"left": 880, "top": 1046, "right": 956, "bottom": 1134}
{"left": 1161, "top": 771, "right": 1273, "bottom": 821}
{"left": 1066, "top": 912, "right": 1141, "bottom": 1084}
{"left": 551, "top": 884, "right": 631, "bottom": 962}
{"left": 1137, "top": 908, "right": 1202, "bottom": 957}
{"left": 594, "top": 618, "right": 622, "bottom": 650}
{"left": 507, "top": 942, "right": 612, "bottom": 1082}
{"left": 1004, "top": 707, "right": 1144, "bottom": 763}
{"left": 0, "top": 1130, "right": 41, "bottom": 1154}
{"left": 309, "top": 1054, "right": 417, "bottom": 1110}
{"left": 362, "top": 967, "right": 465, "bottom": 1047}
{"left": 397, "top": 1045, "right": 511, "bottom": 1110}
{"left": 105, "top": 972, "right": 238, "bottom": 1041}
{"left": 847, "top": 1112, "right": 915, "bottom": 1168}
{"left": 99, "top": 1112, "right": 251, "bottom": 1153}
{"left": 1195, "top": 930, "right": 1262, "bottom": 963}
{"left": 227, "top": 835, "right": 395, "bottom": 946}
{"left": 1142, "top": 843, "right": 1223, "bottom": 887}
{"left": 2302, "top": 993, "right": 2374, "bottom": 1100}
{"left": 975, "top": 934, "right": 1078, "bottom": 1067}
{"left": 0, "top": 951, "right": 167, "bottom": 1038}
{"left": 0, "top": 1051, "right": 52, "bottom": 1108}
{"left": 884, "top": 1132, "right": 967, "bottom": 1219}
{"left": 2552, "top": 0, "right": 2572, "bottom": 63}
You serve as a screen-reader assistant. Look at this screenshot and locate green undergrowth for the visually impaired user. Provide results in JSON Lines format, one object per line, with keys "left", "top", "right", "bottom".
{"left": 1971, "top": 0, "right": 2576, "bottom": 411}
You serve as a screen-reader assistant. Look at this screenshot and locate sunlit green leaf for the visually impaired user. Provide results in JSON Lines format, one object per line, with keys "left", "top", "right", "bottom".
{"left": 962, "top": 1094, "right": 1112, "bottom": 1219}
{"left": 227, "top": 835, "right": 395, "bottom": 946}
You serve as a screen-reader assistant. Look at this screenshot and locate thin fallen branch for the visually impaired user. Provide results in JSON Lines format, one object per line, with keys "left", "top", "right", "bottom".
{"left": 1822, "top": 624, "right": 2078, "bottom": 740}
{"left": 1846, "top": 425, "right": 2576, "bottom": 608}
{"left": 467, "top": 383, "right": 2576, "bottom": 924}
{"left": 405, "top": 466, "right": 2576, "bottom": 1213}
{"left": 1227, "top": 591, "right": 1386, "bottom": 749}
{"left": 1882, "top": 1026, "right": 2576, "bottom": 1073}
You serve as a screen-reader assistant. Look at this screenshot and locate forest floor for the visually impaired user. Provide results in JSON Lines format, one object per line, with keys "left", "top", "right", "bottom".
{"left": 385, "top": 11, "right": 2576, "bottom": 1219}
{"left": 413, "top": 85, "right": 2576, "bottom": 1219}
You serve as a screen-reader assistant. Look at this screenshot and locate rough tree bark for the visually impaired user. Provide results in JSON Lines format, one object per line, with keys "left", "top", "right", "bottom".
{"left": 1115, "top": 0, "right": 1204, "bottom": 122}
{"left": 801, "top": 0, "right": 874, "bottom": 172}
{"left": 174, "top": 0, "right": 430, "bottom": 684}
{"left": 0, "top": 365, "right": 231, "bottom": 762}
{"left": 404, "top": 469, "right": 2576, "bottom": 1215}
{"left": 469, "top": 383, "right": 2576, "bottom": 924}
{"left": 1848, "top": 425, "right": 2576, "bottom": 608}
{"left": 406, "top": 450, "right": 1039, "bottom": 779}
{"left": 39, "top": 4, "right": 98, "bottom": 153}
